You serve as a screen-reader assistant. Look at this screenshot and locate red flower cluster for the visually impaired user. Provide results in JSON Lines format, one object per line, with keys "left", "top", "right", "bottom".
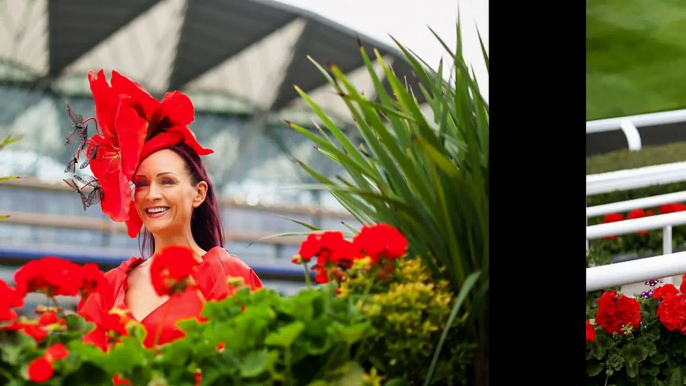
{"left": 600, "top": 203, "right": 686, "bottom": 239}
{"left": 150, "top": 245, "right": 200, "bottom": 296}
{"left": 586, "top": 320, "right": 595, "bottom": 342}
{"left": 292, "top": 223, "right": 408, "bottom": 284}
{"left": 652, "top": 280, "right": 686, "bottom": 333}
{"left": 595, "top": 290, "right": 642, "bottom": 334}
{"left": 0, "top": 258, "right": 106, "bottom": 325}
{"left": 85, "top": 70, "right": 212, "bottom": 237}
{"left": 26, "top": 343, "right": 69, "bottom": 383}
{"left": 13, "top": 258, "right": 107, "bottom": 299}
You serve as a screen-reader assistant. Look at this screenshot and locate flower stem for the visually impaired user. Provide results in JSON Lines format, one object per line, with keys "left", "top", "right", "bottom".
{"left": 48, "top": 295, "right": 64, "bottom": 318}
{"left": 302, "top": 261, "right": 312, "bottom": 289}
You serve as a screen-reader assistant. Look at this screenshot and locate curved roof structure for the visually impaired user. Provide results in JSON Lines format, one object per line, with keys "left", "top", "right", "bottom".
{"left": 0, "top": 0, "right": 424, "bottom": 122}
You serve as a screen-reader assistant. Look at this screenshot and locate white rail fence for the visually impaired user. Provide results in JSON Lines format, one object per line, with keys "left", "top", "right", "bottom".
{"left": 586, "top": 191, "right": 686, "bottom": 218}
{"left": 586, "top": 108, "right": 686, "bottom": 153}
{"left": 586, "top": 109, "right": 686, "bottom": 294}
{"left": 586, "top": 211, "right": 686, "bottom": 292}
{"left": 586, "top": 161, "right": 686, "bottom": 196}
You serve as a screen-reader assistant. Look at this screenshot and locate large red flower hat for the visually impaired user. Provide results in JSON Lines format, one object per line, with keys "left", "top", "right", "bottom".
{"left": 62, "top": 70, "right": 213, "bottom": 238}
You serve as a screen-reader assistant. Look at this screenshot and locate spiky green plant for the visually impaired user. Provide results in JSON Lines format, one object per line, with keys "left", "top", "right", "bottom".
{"left": 287, "top": 22, "right": 489, "bottom": 386}
{"left": 0, "top": 134, "right": 21, "bottom": 222}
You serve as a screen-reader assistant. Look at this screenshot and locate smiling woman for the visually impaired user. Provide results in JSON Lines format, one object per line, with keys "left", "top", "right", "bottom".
{"left": 67, "top": 69, "right": 263, "bottom": 351}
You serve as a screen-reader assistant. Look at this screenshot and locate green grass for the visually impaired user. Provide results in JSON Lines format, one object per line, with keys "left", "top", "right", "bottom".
{"left": 586, "top": 141, "right": 686, "bottom": 174}
{"left": 586, "top": 0, "right": 686, "bottom": 120}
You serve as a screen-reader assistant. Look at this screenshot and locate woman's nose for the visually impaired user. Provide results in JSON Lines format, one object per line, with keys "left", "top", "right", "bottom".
{"left": 148, "top": 182, "right": 162, "bottom": 200}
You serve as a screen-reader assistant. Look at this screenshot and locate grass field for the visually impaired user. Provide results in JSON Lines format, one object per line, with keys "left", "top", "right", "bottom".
{"left": 586, "top": 0, "right": 686, "bottom": 120}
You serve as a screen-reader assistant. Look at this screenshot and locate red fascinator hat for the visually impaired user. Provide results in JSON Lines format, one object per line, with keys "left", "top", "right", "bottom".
{"left": 62, "top": 69, "right": 213, "bottom": 238}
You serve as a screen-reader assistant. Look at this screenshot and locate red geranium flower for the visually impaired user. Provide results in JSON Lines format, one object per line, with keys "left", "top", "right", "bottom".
{"left": 654, "top": 284, "right": 680, "bottom": 300}
{"left": 27, "top": 356, "right": 54, "bottom": 383}
{"left": 77, "top": 263, "right": 108, "bottom": 301}
{"left": 352, "top": 223, "right": 408, "bottom": 265}
{"left": 600, "top": 213, "right": 624, "bottom": 240}
{"left": 659, "top": 203, "right": 686, "bottom": 214}
{"left": 0, "top": 279, "right": 24, "bottom": 323}
{"left": 595, "top": 290, "right": 641, "bottom": 334}
{"left": 586, "top": 320, "right": 595, "bottom": 342}
{"left": 85, "top": 70, "right": 213, "bottom": 237}
{"left": 627, "top": 209, "right": 650, "bottom": 235}
{"left": 13, "top": 257, "right": 82, "bottom": 297}
{"left": 149, "top": 245, "right": 200, "bottom": 296}
{"left": 45, "top": 343, "right": 69, "bottom": 362}
{"left": 295, "top": 231, "right": 358, "bottom": 284}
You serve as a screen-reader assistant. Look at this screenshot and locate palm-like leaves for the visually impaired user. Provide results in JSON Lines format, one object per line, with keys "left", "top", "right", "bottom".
{"left": 0, "top": 134, "right": 21, "bottom": 222}
{"left": 290, "top": 22, "right": 489, "bottom": 385}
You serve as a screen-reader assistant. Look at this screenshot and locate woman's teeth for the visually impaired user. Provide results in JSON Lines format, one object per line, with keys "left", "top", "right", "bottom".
{"left": 147, "top": 207, "right": 169, "bottom": 214}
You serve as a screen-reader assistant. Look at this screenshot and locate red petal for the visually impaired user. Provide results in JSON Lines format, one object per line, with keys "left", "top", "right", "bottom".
{"left": 167, "top": 126, "right": 213, "bottom": 156}
{"left": 161, "top": 91, "right": 195, "bottom": 126}
{"left": 101, "top": 168, "right": 131, "bottom": 222}
{"left": 110, "top": 70, "right": 160, "bottom": 122}
{"left": 115, "top": 101, "right": 148, "bottom": 180}
{"left": 125, "top": 201, "right": 143, "bottom": 238}
{"left": 88, "top": 70, "right": 118, "bottom": 142}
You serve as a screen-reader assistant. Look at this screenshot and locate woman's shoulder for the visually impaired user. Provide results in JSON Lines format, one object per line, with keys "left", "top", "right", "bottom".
{"left": 206, "top": 247, "right": 252, "bottom": 271}
{"left": 203, "top": 247, "right": 263, "bottom": 291}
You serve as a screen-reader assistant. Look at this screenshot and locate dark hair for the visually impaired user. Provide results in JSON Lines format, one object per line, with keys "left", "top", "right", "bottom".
{"left": 138, "top": 143, "right": 224, "bottom": 258}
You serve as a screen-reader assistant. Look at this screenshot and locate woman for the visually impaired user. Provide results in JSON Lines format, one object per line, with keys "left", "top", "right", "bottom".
{"left": 72, "top": 69, "right": 262, "bottom": 351}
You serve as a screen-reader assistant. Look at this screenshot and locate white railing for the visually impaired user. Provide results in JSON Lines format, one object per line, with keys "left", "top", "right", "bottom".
{"left": 586, "top": 161, "right": 686, "bottom": 196}
{"left": 586, "top": 191, "right": 686, "bottom": 218}
{"left": 586, "top": 210, "right": 686, "bottom": 255}
{"left": 586, "top": 251, "right": 686, "bottom": 292}
{"left": 586, "top": 211, "right": 686, "bottom": 292}
{"left": 586, "top": 108, "right": 686, "bottom": 152}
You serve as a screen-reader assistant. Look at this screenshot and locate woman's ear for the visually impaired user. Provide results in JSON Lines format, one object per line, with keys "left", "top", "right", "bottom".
{"left": 193, "top": 181, "right": 208, "bottom": 208}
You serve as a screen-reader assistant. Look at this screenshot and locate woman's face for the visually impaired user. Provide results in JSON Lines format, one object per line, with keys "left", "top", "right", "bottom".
{"left": 133, "top": 149, "right": 207, "bottom": 237}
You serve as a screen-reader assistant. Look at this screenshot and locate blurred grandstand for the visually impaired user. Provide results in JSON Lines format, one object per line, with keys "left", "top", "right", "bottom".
{"left": 0, "top": 0, "right": 426, "bottom": 311}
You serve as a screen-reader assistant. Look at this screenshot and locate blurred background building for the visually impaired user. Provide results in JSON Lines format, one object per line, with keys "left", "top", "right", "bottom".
{"left": 0, "top": 0, "right": 486, "bottom": 311}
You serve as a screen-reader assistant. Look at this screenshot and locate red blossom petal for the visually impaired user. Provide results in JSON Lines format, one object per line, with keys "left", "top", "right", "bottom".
{"left": 161, "top": 91, "right": 195, "bottom": 126}
{"left": 27, "top": 357, "right": 54, "bottom": 383}
{"left": 110, "top": 70, "right": 160, "bottom": 123}
{"left": 150, "top": 245, "right": 199, "bottom": 296}
{"left": 125, "top": 201, "right": 143, "bottom": 238}
{"left": 115, "top": 102, "right": 148, "bottom": 181}
{"left": 45, "top": 343, "right": 69, "bottom": 362}
{"left": 88, "top": 70, "right": 119, "bottom": 142}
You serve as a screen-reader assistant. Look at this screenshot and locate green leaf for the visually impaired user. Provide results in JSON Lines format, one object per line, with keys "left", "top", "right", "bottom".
{"left": 590, "top": 333, "right": 615, "bottom": 360}
{"left": 0, "top": 134, "right": 21, "bottom": 150}
{"left": 423, "top": 271, "right": 480, "bottom": 386}
{"left": 669, "top": 367, "right": 684, "bottom": 386}
{"left": 650, "top": 353, "right": 668, "bottom": 364}
{"left": 586, "top": 360, "right": 604, "bottom": 377}
{"left": 336, "top": 322, "right": 370, "bottom": 346}
{"left": 384, "top": 378, "right": 409, "bottom": 386}
{"left": 329, "top": 361, "right": 366, "bottom": 386}
{"left": 265, "top": 321, "right": 305, "bottom": 348}
{"left": 272, "top": 214, "right": 321, "bottom": 231}
{"left": 240, "top": 349, "right": 271, "bottom": 378}
{"left": 622, "top": 342, "right": 650, "bottom": 365}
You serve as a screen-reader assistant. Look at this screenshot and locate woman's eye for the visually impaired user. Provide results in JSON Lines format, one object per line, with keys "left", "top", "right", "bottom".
{"left": 162, "top": 178, "right": 174, "bottom": 185}
{"left": 134, "top": 181, "right": 147, "bottom": 187}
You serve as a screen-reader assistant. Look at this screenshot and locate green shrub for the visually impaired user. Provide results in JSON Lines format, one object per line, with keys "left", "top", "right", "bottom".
{"left": 339, "top": 257, "right": 473, "bottom": 385}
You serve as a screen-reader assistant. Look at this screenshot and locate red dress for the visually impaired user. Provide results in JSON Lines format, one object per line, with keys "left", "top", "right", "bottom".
{"left": 77, "top": 246, "right": 263, "bottom": 350}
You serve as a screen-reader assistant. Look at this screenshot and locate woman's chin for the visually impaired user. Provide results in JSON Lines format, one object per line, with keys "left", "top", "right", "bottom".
{"left": 143, "top": 218, "right": 172, "bottom": 235}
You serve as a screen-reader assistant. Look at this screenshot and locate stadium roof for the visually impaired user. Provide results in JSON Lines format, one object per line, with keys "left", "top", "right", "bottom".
{"left": 0, "top": 0, "right": 425, "bottom": 122}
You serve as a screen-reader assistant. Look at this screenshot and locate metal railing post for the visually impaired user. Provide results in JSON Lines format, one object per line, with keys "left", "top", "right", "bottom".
{"left": 664, "top": 225, "right": 676, "bottom": 285}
